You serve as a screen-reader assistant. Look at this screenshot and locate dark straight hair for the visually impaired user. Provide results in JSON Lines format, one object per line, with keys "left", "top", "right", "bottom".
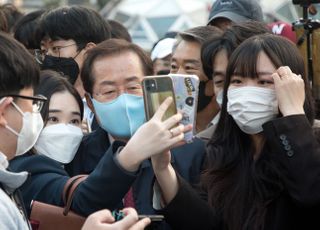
{"left": 201, "top": 21, "right": 270, "bottom": 79}
{"left": 202, "top": 34, "right": 315, "bottom": 230}
{"left": 36, "top": 70, "right": 83, "bottom": 123}
{"left": 39, "top": 6, "right": 111, "bottom": 50}
{"left": 0, "top": 31, "right": 39, "bottom": 97}
{"left": 13, "top": 10, "right": 45, "bottom": 49}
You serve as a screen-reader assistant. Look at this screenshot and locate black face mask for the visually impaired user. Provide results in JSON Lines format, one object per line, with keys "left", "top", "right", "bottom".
{"left": 41, "top": 55, "right": 79, "bottom": 85}
{"left": 197, "top": 80, "right": 212, "bottom": 112}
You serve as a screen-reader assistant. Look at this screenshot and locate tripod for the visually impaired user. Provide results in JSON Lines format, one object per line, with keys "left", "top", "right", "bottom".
{"left": 293, "top": 1, "right": 320, "bottom": 117}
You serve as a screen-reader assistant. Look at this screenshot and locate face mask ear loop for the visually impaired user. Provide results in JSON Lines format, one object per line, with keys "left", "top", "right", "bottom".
{"left": 5, "top": 101, "right": 23, "bottom": 137}
{"left": 5, "top": 124, "right": 20, "bottom": 137}
{"left": 73, "top": 44, "right": 85, "bottom": 60}
{"left": 124, "top": 94, "right": 134, "bottom": 136}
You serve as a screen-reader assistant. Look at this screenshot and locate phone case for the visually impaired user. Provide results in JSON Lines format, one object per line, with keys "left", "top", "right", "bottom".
{"left": 142, "top": 76, "right": 177, "bottom": 121}
{"left": 169, "top": 74, "right": 199, "bottom": 143}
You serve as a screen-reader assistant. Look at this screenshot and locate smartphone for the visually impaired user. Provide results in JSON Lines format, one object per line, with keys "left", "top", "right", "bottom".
{"left": 169, "top": 74, "right": 199, "bottom": 143}
{"left": 112, "top": 210, "right": 164, "bottom": 222}
{"left": 138, "top": 214, "right": 164, "bottom": 222}
{"left": 142, "top": 76, "right": 177, "bottom": 121}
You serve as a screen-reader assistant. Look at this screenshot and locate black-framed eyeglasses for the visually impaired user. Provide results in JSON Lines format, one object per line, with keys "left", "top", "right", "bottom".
{"left": 3, "top": 94, "right": 47, "bottom": 113}
{"left": 34, "top": 49, "right": 47, "bottom": 64}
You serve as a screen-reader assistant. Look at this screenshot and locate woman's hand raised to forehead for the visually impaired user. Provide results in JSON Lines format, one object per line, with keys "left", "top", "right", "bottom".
{"left": 272, "top": 66, "right": 305, "bottom": 117}
{"left": 118, "top": 97, "right": 191, "bottom": 172}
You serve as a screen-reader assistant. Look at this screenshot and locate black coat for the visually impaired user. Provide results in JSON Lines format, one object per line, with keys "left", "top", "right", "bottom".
{"left": 160, "top": 115, "right": 320, "bottom": 230}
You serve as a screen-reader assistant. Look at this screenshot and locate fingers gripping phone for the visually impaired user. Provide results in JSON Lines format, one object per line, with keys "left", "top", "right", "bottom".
{"left": 142, "top": 76, "right": 177, "bottom": 121}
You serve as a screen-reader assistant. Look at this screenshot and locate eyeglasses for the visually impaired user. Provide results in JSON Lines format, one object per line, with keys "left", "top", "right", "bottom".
{"left": 93, "top": 83, "right": 143, "bottom": 102}
{"left": 34, "top": 49, "right": 47, "bottom": 64}
{"left": 4, "top": 94, "right": 47, "bottom": 113}
{"left": 48, "top": 43, "right": 77, "bottom": 58}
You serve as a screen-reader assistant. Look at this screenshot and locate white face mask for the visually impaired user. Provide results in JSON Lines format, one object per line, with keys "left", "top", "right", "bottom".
{"left": 227, "top": 86, "right": 279, "bottom": 134}
{"left": 5, "top": 101, "right": 44, "bottom": 156}
{"left": 34, "top": 124, "right": 83, "bottom": 164}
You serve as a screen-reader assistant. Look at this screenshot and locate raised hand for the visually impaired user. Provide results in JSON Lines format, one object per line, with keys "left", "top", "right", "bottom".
{"left": 272, "top": 66, "right": 305, "bottom": 116}
{"left": 118, "top": 97, "right": 186, "bottom": 172}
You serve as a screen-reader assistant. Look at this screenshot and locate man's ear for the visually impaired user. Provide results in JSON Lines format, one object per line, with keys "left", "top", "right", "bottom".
{"left": 85, "top": 93, "right": 95, "bottom": 114}
{"left": 84, "top": 42, "right": 96, "bottom": 51}
{"left": 85, "top": 92, "right": 102, "bottom": 126}
{"left": 0, "top": 97, "right": 12, "bottom": 127}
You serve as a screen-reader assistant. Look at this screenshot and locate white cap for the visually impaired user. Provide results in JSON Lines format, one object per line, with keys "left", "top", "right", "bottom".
{"left": 151, "top": 38, "right": 177, "bottom": 61}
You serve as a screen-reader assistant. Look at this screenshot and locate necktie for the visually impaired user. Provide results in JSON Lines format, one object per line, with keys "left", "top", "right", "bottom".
{"left": 124, "top": 187, "right": 135, "bottom": 208}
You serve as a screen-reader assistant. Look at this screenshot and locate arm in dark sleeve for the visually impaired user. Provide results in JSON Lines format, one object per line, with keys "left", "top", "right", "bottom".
{"left": 159, "top": 175, "right": 222, "bottom": 230}
{"left": 263, "top": 115, "right": 320, "bottom": 206}
{"left": 10, "top": 142, "right": 139, "bottom": 217}
{"left": 71, "top": 142, "right": 138, "bottom": 216}
{"left": 9, "top": 154, "right": 69, "bottom": 216}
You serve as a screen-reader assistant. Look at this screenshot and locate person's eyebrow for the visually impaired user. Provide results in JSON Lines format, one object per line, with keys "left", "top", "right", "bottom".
{"left": 48, "top": 109, "right": 62, "bottom": 113}
{"left": 125, "top": 76, "right": 140, "bottom": 82}
{"left": 184, "top": 59, "right": 201, "bottom": 65}
{"left": 99, "top": 80, "right": 116, "bottom": 86}
{"left": 72, "top": 111, "right": 81, "bottom": 117}
{"left": 213, "top": 70, "right": 225, "bottom": 76}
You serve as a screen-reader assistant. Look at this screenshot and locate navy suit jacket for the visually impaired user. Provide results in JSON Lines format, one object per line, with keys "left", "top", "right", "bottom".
{"left": 66, "top": 127, "right": 206, "bottom": 215}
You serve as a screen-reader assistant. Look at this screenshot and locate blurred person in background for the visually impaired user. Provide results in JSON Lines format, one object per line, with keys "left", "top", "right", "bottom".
{"left": 0, "top": 3, "right": 23, "bottom": 33}
{"left": 151, "top": 37, "right": 177, "bottom": 75}
{"left": 0, "top": 9, "right": 8, "bottom": 32}
{"left": 170, "top": 26, "right": 222, "bottom": 133}
{"left": 268, "top": 21, "right": 297, "bottom": 43}
{"left": 207, "top": 0, "right": 263, "bottom": 30}
{"left": 107, "top": 19, "right": 132, "bottom": 42}
{"left": 13, "top": 10, "right": 46, "bottom": 64}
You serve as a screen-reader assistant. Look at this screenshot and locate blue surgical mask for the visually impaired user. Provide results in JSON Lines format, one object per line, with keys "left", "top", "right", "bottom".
{"left": 92, "top": 94, "right": 145, "bottom": 138}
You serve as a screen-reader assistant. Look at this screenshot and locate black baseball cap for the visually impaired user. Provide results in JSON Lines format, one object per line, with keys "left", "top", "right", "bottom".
{"left": 208, "top": 0, "right": 263, "bottom": 25}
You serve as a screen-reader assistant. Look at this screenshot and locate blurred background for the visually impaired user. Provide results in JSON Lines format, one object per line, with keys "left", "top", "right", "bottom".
{"left": 1, "top": 0, "right": 320, "bottom": 50}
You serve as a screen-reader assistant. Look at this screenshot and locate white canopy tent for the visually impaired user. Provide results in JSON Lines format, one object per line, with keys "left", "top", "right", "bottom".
{"left": 101, "top": 0, "right": 211, "bottom": 50}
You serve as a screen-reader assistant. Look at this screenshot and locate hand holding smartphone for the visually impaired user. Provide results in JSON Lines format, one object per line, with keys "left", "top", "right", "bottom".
{"left": 142, "top": 76, "right": 177, "bottom": 121}
{"left": 142, "top": 75, "right": 199, "bottom": 143}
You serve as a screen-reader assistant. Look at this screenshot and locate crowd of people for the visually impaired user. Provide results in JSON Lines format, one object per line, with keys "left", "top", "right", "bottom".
{"left": 1, "top": 0, "right": 320, "bottom": 229}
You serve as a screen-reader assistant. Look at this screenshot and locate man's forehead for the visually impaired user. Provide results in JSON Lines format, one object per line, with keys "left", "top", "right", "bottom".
{"left": 93, "top": 52, "right": 144, "bottom": 85}
{"left": 172, "top": 40, "right": 201, "bottom": 62}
